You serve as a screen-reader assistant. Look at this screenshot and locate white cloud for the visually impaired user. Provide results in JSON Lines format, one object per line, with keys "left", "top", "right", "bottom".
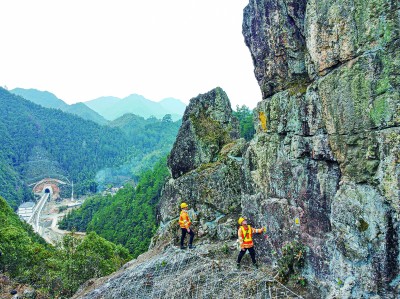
{"left": 0, "top": 0, "right": 261, "bottom": 109}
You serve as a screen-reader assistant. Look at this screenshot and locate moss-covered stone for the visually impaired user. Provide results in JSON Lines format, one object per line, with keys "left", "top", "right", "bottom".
{"left": 190, "top": 110, "right": 231, "bottom": 146}
{"left": 306, "top": 0, "right": 400, "bottom": 73}
{"left": 357, "top": 218, "right": 369, "bottom": 232}
{"left": 168, "top": 87, "right": 239, "bottom": 179}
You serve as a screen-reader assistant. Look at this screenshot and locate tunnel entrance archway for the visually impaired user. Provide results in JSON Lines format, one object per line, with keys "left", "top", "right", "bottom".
{"left": 30, "top": 178, "right": 66, "bottom": 199}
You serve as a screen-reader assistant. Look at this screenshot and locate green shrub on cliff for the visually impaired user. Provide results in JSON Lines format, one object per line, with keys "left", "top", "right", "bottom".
{"left": 277, "top": 240, "right": 307, "bottom": 285}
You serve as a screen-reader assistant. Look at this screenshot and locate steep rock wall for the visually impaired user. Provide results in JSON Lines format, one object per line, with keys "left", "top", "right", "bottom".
{"left": 243, "top": 0, "right": 400, "bottom": 297}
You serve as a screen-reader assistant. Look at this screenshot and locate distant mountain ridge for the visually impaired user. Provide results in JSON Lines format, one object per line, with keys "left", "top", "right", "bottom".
{"left": 10, "top": 88, "right": 108, "bottom": 125}
{"left": 84, "top": 94, "right": 186, "bottom": 121}
{"left": 11, "top": 88, "right": 68, "bottom": 109}
{"left": 10, "top": 88, "right": 186, "bottom": 122}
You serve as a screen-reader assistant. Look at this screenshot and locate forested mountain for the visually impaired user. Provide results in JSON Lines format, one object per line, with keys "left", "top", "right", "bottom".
{"left": 0, "top": 89, "right": 180, "bottom": 296}
{"left": 96, "top": 113, "right": 180, "bottom": 186}
{"left": 10, "top": 88, "right": 108, "bottom": 125}
{"left": 59, "top": 157, "right": 169, "bottom": 258}
{"left": 0, "top": 195, "right": 130, "bottom": 298}
{"left": 0, "top": 88, "right": 181, "bottom": 208}
{"left": 84, "top": 94, "right": 186, "bottom": 121}
{"left": 0, "top": 118, "right": 34, "bottom": 209}
{"left": 11, "top": 88, "right": 68, "bottom": 109}
{"left": 64, "top": 102, "right": 108, "bottom": 125}
{"left": 0, "top": 88, "right": 131, "bottom": 207}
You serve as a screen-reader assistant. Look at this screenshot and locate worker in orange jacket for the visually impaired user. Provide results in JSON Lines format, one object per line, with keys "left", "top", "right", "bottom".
{"left": 237, "top": 217, "right": 266, "bottom": 269}
{"left": 179, "top": 202, "right": 196, "bottom": 249}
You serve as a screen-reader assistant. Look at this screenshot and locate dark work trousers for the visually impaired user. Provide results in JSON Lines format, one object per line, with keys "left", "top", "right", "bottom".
{"left": 181, "top": 228, "right": 195, "bottom": 247}
{"left": 237, "top": 247, "right": 257, "bottom": 264}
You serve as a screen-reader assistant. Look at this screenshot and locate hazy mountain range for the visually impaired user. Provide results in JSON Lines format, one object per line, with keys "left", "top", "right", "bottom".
{"left": 10, "top": 88, "right": 186, "bottom": 123}
{"left": 84, "top": 94, "right": 186, "bottom": 121}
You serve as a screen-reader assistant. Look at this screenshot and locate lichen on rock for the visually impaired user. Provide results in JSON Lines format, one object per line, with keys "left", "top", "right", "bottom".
{"left": 167, "top": 87, "right": 239, "bottom": 179}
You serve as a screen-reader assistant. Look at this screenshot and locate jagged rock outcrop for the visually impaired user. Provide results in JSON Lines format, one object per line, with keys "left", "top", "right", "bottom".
{"left": 168, "top": 87, "right": 240, "bottom": 179}
{"left": 155, "top": 87, "right": 243, "bottom": 245}
{"left": 73, "top": 1, "right": 399, "bottom": 298}
{"left": 158, "top": 0, "right": 400, "bottom": 297}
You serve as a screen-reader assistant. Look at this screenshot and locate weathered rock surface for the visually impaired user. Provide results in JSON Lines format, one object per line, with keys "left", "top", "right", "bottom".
{"left": 168, "top": 87, "right": 240, "bottom": 179}
{"left": 73, "top": 243, "right": 312, "bottom": 299}
{"left": 243, "top": 0, "right": 309, "bottom": 98}
{"left": 242, "top": 0, "right": 400, "bottom": 297}
{"left": 73, "top": 0, "right": 399, "bottom": 298}
{"left": 154, "top": 88, "right": 243, "bottom": 247}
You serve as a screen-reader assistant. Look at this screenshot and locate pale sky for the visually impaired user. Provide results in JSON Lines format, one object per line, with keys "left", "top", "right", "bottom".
{"left": 0, "top": 0, "right": 261, "bottom": 109}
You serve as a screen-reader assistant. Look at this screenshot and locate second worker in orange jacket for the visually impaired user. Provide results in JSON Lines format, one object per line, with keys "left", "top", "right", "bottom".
{"left": 237, "top": 217, "right": 266, "bottom": 269}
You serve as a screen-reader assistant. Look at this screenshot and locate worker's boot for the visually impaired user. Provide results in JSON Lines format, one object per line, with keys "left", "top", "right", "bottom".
{"left": 189, "top": 244, "right": 196, "bottom": 249}
{"left": 236, "top": 263, "right": 241, "bottom": 270}
{"left": 180, "top": 246, "right": 187, "bottom": 250}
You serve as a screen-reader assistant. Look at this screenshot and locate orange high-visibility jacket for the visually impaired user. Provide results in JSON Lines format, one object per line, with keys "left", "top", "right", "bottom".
{"left": 238, "top": 225, "right": 263, "bottom": 249}
{"left": 179, "top": 210, "right": 191, "bottom": 229}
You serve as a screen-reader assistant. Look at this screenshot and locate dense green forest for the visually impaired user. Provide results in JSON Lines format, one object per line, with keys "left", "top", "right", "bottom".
{"left": 108, "top": 113, "right": 180, "bottom": 180}
{"left": 59, "top": 157, "right": 169, "bottom": 258}
{"left": 233, "top": 105, "right": 255, "bottom": 141}
{"left": 0, "top": 88, "right": 180, "bottom": 208}
{"left": 0, "top": 195, "right": 130, "bottom": 298}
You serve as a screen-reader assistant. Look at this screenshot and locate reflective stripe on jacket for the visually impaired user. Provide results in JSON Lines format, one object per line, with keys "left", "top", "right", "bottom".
{"left": 179, "top": 210, "right": 191, "bottom": 229}
{"left": 238, "top": 225, "right": 263, "bottom": 249}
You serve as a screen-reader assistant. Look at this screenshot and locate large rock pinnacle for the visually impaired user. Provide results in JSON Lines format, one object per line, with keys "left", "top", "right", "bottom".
{"left": 167, "top": 87, "right": 239, "bottom": 179}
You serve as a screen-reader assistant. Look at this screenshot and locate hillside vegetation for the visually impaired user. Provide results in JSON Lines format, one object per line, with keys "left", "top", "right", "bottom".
{"left": 0, "top": 88, "right": 130, "bottom": 207}
{"left": 0, "top": 195, "right": 130, "bottom": 298}
{"left": 59, "top": 157, "right": 169, "bottom": 258}
{"left": 0, "top": 88, "right": 180, "bottom": 208}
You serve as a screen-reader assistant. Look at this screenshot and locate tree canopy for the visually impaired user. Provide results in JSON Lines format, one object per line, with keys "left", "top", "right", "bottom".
{"left": 59, "top": 157, "right": 169, "bottom": 258}
{"left": 0, "top": 195, "right": 130, "bottom": 298}
{"left": 233, "top": 104, "right": 255, "bottom": 141}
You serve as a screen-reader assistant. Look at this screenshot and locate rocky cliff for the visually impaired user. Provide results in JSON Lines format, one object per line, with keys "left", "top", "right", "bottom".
{"left": 73, "top": 1, "right": 399, "bottom": 298}
{"left": 241, "top": 0, "right": 399, "bottom": 297}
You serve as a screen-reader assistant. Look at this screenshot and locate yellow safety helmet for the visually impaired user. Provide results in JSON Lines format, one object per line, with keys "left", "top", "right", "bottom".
{"left": 238, "top": 217, "right": 246, "bottom": 225}
{"left": 180, "top": 202, "right": 188, "bottom": 209}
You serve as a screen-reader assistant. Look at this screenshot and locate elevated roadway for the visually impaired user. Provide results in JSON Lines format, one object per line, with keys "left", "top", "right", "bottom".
{"left": 27, "top": 192, "right": 49, "bottom": 234}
